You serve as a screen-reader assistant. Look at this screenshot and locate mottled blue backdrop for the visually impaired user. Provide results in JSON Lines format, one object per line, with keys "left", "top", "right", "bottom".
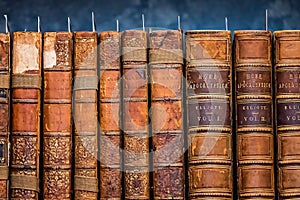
{"left": 0, "top": 0, "right": 300, "bottom": 32}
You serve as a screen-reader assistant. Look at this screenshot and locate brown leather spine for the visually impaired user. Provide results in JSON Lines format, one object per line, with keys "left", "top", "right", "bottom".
{"left": 185, "top": 30, "right": 233, "bottom": 199}
{"left": 73, "top": 32, "right": 98, "bottom": 200}
{"left": 10, "top": 32, "right": 42, "bottom": 200}
{"left": 43, "top": 32, "right": 73, "bottom": 199}
{"left": 235, "top": 30, "right": 275, "bottom": 199}
{"left": 0, "top": 33, "right": 10, "bottom": 200}
{"left": 122, "top": 30, "right": 150, "bottom": 200}
{"left": 99, "top": 31, "right": 122, "bottom": 199}
{"left": 274, "top": 31, "right": 300, "bottom": 199}
{"left": 149, "top": 30, "right": 185, "bottom": 199}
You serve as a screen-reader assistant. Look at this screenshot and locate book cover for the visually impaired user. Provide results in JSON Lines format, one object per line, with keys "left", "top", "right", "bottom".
{"left": 99, "top": 31, "right": 122, "bottom": 199}
{"left": 185, "top": 30, "right": 233, "bottom": 199}
{"left": 73, "top": 32, "right": 98, "bottom": 200}
{"left": 0, "top": 32, "right": 10, "bottom": 200}
{"left": 235, "top": 30, "right": 275, "bottom": 199}
{"left": 10, "top": 32, "right": 42, "bottom": 200}
{"left": 122, "top": 30, "right": 150, "bottom": 200}
{"left": 149, "top": 29, "right": 185, "bottom": 199}
{"left": 274, "top": 30, "right": 300, "bottom": 199}
{"left": 43, "top": 32, "right": 73, "bottom": 199}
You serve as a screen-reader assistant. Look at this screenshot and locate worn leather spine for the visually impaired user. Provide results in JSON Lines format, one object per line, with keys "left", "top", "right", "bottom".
{"left": 73, "top": 32, "right": 98, "bottom": 200}
{"left": 235, "top": 30, "right": 275, "bottom": 199}
{"left": 122, "top": 30, "right": 150, "bottom": 200}
{"left": 99, "top": 31, "right": 122, "bottom": 199}
{"left": 10, "top": 32, "right": 42, "bottom": 200}
{"left": 43, "top": 32, "right": 73, "bottom": 199}
{"left": 274, "top": 31, "right": 300, "bottom": 199}
{"left": 0, "top": 32, "right": 10, "bottom": 200}
{"left": 149, "top": 30, "right": 185, "bottom": 199}
{"left": 185, "top": 31, "right": 233, "bottom": 199}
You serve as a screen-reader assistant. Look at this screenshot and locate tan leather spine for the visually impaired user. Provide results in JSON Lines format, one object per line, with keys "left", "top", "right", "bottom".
{"left": 122, "top": 30, "right": 150, "bottom": 200}
{"left": 0, "top": 32, "right": 10, "bottom": 200}
{"left": 185, "top": 30, "right": 233, "bottom": 199}
{"left": 43, "top": 32, "right": 73, "bottom": 199}
{"left": 149, "top": 30, "right": 185, "bottom": 199}
{"left": 99, "top": 31, "right": 122, "bottom": 199}
{"left": 235, "top": 30, "right": 275, "bottom": 199}
{"left": 10, "top": 32, "right": 42, "bottom": 200}
{"left": 274, "top": 30, "right": 300, "bottom": 199}
{"left": 73, "top": 32, "right": 98, "bottom": 200}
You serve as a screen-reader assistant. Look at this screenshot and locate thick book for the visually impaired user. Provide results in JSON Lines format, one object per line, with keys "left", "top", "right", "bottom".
{"left": 235, "top": 30, "right": 275, "bottom": 199}
{"left": 73, "top": 32, "right": 98, "bottom": 199}
{"left": 10, "top": 32, "right": 42, "bottom": 199}
{"left": 122, "top": 30, "right": 150, "bottom": 200}
{"left": 99, "top": 31, "right": 122, "bottom": 199}
{"left": 274, "top": 31, "right": 300, "bottom": 198}
{"left": 43, "top": 32, "right": 73, "bottom": 199}
{"left": 0, "top": 32, "right": 10, "bottom": 199}
{"left": 149, "top": 29, "right": 185, "bottom": 199}
{"left": 185, "top": 30, "right": 233, "bottom": 199}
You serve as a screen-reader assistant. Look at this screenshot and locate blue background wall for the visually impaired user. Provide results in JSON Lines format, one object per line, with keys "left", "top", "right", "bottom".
{"left": 0, "top": 0, "right": 299, "bottom": 32}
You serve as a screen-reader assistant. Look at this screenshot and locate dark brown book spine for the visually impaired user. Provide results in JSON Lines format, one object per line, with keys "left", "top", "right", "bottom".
{"left": 274, "top": 31, "right": 300, "bottom": 199}
{"left": 73, "top": 32, "right": 98, "bottom": 200}
{"left": 149, "top": 30, "right": 185, "bottom": 199}
{"left": 122, "top": 30, "right": 150, "bottom": 200}
{"left": 10, "top": 32, "right": 42, "bottom": 199}
{"left": 43, "top": 32, "right": 73, "bottom": 199}
{"left": 235, "top": 30, "right": 275, "bottom": 199}
{"left": 185, "top": 31, "right": 233, "bottom": 199}
{"left": 99, "top": 31, "right": 122, "bottom": 199}
{"left": 0, "top": 33, "right": 10, "bottom": 200}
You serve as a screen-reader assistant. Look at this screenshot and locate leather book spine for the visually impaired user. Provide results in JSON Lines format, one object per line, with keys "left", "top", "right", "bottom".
{"left": 0, "top": 33, "right": 10, "bottom": 200}
{"left": 99, "top": 31, "right": 122, "bottom": 199}
{"left": 43, "top": 32, "right": 73, "bottom": 199}
{"left": 10, "top": 32, "right": 42, "bottom": 200}
{"left": 274, "top": 31, "right": 300, "bottom": 199}
{"left": 235, "top": 30, "right": 275, "bottom": 199}
{"left": 122, "top": 30, "right": 150, "bottom": 200}
{"left": 149, "top": 30, "right": 185, "bottom": 199}
{"left": 185, "top": 31, "right": 233, "bottom": 199}
{"left": 73, "top": 32, "right": 98, "bottom": 200}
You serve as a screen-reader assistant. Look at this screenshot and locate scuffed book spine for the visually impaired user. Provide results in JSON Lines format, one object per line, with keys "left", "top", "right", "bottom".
{"left": 274, "top": 31, "right": 300, "bottom": 199}
{"left": 185, "top": 31, "right": 233, "bottom": 199}
{"left": 0, "top": 32, "right": 10, "bottom": 200}
{"left": 10, "top": 32, "right": 42, "bottom": 199}
{"left": 149, "top": 30, "right": 185, "bottom": 199}
{"left": 43, "top": 32, "right": 73, "bottom": 199}
{"left": 122, "top": 30, "right": 150, "bottom": 200}
{"left": 73, "top": 32, "right": 98, "bottom": 200}
{"left": 235, "top": 30, "right": 275, "bottom": 199}
{"left": 99, "top": 31, "right": 122, "bottom": 199}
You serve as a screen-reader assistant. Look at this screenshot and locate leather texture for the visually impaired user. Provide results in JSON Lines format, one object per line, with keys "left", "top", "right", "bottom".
{"left": 99, "top": 31, "right": 122, "bottom": 200}
{"left": 274, "top": 30, "right": 300, "bottom": 199}
{"left": 235, "top": 30, "right": 275, "bottom": 199}
{"left": 149, "top": 30, "right": 185, "bottom": 199}
{"left": 10, "top": 32, "right": 42, "bottom": 200}
{"left": 43, "top": 32, "right": 73, "bottom": 200}
{"left": 185, "top": 30, "right": 233, "bottom": 199}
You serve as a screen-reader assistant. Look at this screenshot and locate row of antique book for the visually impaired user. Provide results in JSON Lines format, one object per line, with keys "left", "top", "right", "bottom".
{"left": 0, "top": 28, "right": 299, "bottom": 200}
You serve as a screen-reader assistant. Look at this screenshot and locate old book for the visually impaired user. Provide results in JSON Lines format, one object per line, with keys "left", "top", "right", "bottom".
{"left": 10, "top": 32, "right": 42, "bottom": 199}
{"left": 235, "top": 30, "right": 275, "bottom": 199}
{"left": 43, "top": 32, "right": 73, "bottom": 199}
{"left": 149, "top": 29, "right": 185, "bottom": 199}
{"left": 122, "top": 30, "right": 150, "bottom": 200}
{"left": 0, "top": 32, "right": 10, "bottom": 200}
{"left": 185, "top": 30, "right": 233, "bottom": 199}
{"left": 73, "top": 32, "right": 98, "bottom": 199}
{"left": 274, "top": 31, "right": 300, "bottom": 198}
{"left": 99, "top": 31, "right": 122, "bottom": 199}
